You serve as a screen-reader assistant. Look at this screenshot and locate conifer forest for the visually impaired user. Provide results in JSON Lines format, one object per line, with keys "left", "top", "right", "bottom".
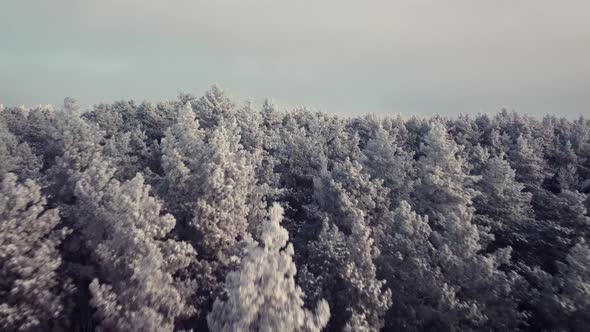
{"left": 1, "top": 86, "right": 590, "bottom": 331}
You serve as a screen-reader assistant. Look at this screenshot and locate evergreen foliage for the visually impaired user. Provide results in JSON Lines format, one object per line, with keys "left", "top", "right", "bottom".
{"left": 1, "top": 89, "right": 589, "bottom": 331}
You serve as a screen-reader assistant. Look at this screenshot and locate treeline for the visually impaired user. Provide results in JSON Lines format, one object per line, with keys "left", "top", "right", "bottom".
{"left": 1, "top": 86, "right": 589, "bottom": 331}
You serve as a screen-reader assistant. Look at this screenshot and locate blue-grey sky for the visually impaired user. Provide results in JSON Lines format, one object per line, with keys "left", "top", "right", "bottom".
{"left": 1, "top": 0, "right": 589, "bottom": 117}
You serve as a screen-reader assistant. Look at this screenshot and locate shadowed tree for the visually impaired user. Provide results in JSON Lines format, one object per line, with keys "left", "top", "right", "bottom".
{"left": 303, "top": 163, "right": 392, "bottom": 331}
{"left": 410, "top": 121, "right": 526, "bottom": 330}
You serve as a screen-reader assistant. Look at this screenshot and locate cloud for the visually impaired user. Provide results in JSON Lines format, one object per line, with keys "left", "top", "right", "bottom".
{"left": 0, "top": 0, "right": 588, "bottom": 116}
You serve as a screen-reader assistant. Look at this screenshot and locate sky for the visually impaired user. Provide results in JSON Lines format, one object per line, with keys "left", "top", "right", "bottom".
{"left": 1, "top": 0, "right": 589, "bottom": 117}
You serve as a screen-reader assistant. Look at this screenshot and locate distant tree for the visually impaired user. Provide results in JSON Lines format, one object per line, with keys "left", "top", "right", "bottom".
{"left": 508, "top": 134, "right": 550, "bottom": 191}
{"left": 0, "top": 106, "right": 29, "bottom": 139}
{"left": 363, "top": 125, "right": 415, "bottom": 207}
{"left": 277, "top": 111, "right": 329, "bottom": 179}
{"left": 82, "top": 100, "right": 142, "bottom": 138}
{"left": 0, "top": 124, "right": 41, "bottom": 181}
{"left": 313, "top": 114, "right": 362, "bottom": 164}
{"left": 447, "top": 114, "right": 482, "bottom": 150}
{"left": 142, "top": 101, "right": 181, "bottom": 141}
{"left": 207, "top": 204, "right": 330, "bottom": 332}
{"left": 0, "top": 174, "right": 70, "bottom": 331}
{"left": 63, "top": 97, "right": 80, "bottom": 114}
{"left": 43, "top": 111, "right": 106, "bottom": 203}
{"left": 554, "top": 140, "right": 582, "bottom": 191}
{"left": 482, "top": 129, "right": 511, "bottom": 157}
{"left": 194, "top": 85, "right": 236, "bottom": 130}
{"left": 570, "top": 117, "right": 590, "bottom": 190}
{"left": 473, "top": 154, "right": 536, "bottom": 252}
{"left": 413, "top": 121, "right": 480, "bottom": 220}
{"left": 234, "top": 100, "right": 263, "bottom": 152}
{"left": 3, "top": 105, "right": 61, "bottom": 161}
{"left": 348, "top": 113, "right": 382, "bottom": 149}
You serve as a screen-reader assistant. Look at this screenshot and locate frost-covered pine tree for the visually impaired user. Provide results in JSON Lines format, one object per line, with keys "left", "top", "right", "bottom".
{"left": 0, "top": 104, "right": 60, "bottom": 167}
{"left": 509, "top": 134, "right": 550, "bottom": 191}
{"left": 277, "top": 111, "right": 328, "bottom": 180}
{"left": 532, "top": 188, "right": 590, "bottom": 268}
{"left": 160, "top": 102, "right": 206, "bottom": 220}
{"left": 526, "top": 241, "right": 590, "bottom": 331}
{"left": 73, "top": 159, "right": 196, "bottom": 331}
{"left": 44, "top": 110, "right": 106, "bottom": 203}
{"left": 5, "top": 86, "right": 590, "bottom": 331}
{"left": 234, "top": 100, "right": 263, "bottom": 152}
{"left": 161, "top": 102, "right": 259, "bottom": 259}
{"left": 377, "top": 199, "right": 517, "bottom": 331}
{"left": 0, "top": 174, "right": 70, "bottom": 331}
{"left": 318, "top": 115, "right": 363, "bottom": 164}
{"left": 306, "top": 214, "right": 391, "bottom": 332}
{"left": 375, "top": 201, "right": 444, "bottom": 330}
{"left": 412, "top": 121, "right": 526, "bottom": 330}
{"left": 160, "top": 102, "right": 261, "bottom": 324}
{"left": 447, "top": 114, "right": 483, "bottom": 152}
{"left": 0, "top": 123, "right": 41, "bottom": 181}
{"left": 554, "top": 242, "right": 590, "bottom": 330}
{"left": 207, "top": 204, "right": 330, "bottom": 332}
{"left": 473, "top": 154, "right": 536, "bottom": 250}
{"left": 315, "top": 159, "right": 390, "bottom": 229}
{"left": 363, "top": 125, "right": 415, "bottom": 207}
{"left": 193, "top": 122, "right": 257, "bottom": 262}
{"left": 486, "top": 129, "right": 511, "bottom": 156}
{"left": 304, "top": 164, "right": 392, "bottom": 331}
{"left": 413, "top": 121, "right": 485, "bottom": 260}
{"left": 194, "top": 85, "right": 236, "bottom": 130}
{"left": 413, "top": 121, "right": 480, "bottom": 223}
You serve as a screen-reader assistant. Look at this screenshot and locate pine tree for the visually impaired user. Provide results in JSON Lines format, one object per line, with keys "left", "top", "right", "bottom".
{"left": 44, "top": 111, "right": 106, "bottom": 203}
{"left": 375, "top": 201, "right": 453, "bottom": 331}
{"left": 0, "top": 124, "right": 41, "bottom": 181}
{"left": 194, "top": 85, "right": 236, "bottom": 130}
{"left": 161, "top": 103, "right": 259, "bottom": 255}
{"left": 161, "top": 102, "right": 261, "bottom": 325}
{"left": 473, "top": 154, "right": 536, "bottom": 251}
{"left": 363, "top": 125, "right": 415, "bottom": 207}
{"left": 73, "top": 160, "right": 195, "bottom": 331}
{"left": 526, "top": 241, "right": 590, "bottom": 331}
{"left": 509, "top": 134, "right": 550, "bottom": 191}
{"left": 193, "top": 122, "right": 257, "bottom": 262}
{"left": 235, "top": 100, "right": 263, "bottom": 152}
{"left": 411, "top": 121, "right": 525, "bottom": 330}
{"left": 207, "top": 204, "right": 330, "bottom": 332}
{"left": 304, "top": 164, "right": 392, "bottom": 331}
{"left": 555, "top": 242, "right": 590, "bottom": 330}
{"left": 0, "top": 174, "right": 70, "bottom": 331}
{"left": 160, "top": 102, "right": 206, "bottom": 219}
{"left": 532, "top": 188, "right": 590, "bottom": 269}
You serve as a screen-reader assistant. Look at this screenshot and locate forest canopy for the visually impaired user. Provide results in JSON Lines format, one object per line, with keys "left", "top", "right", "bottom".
{"left": 1, "top": 86, "right": 589, "bottom": 331}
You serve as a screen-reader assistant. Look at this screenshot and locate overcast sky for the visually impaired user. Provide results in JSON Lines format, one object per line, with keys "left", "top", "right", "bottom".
{"left": 1, "top": 0, "right": 589, "bottom": 117}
